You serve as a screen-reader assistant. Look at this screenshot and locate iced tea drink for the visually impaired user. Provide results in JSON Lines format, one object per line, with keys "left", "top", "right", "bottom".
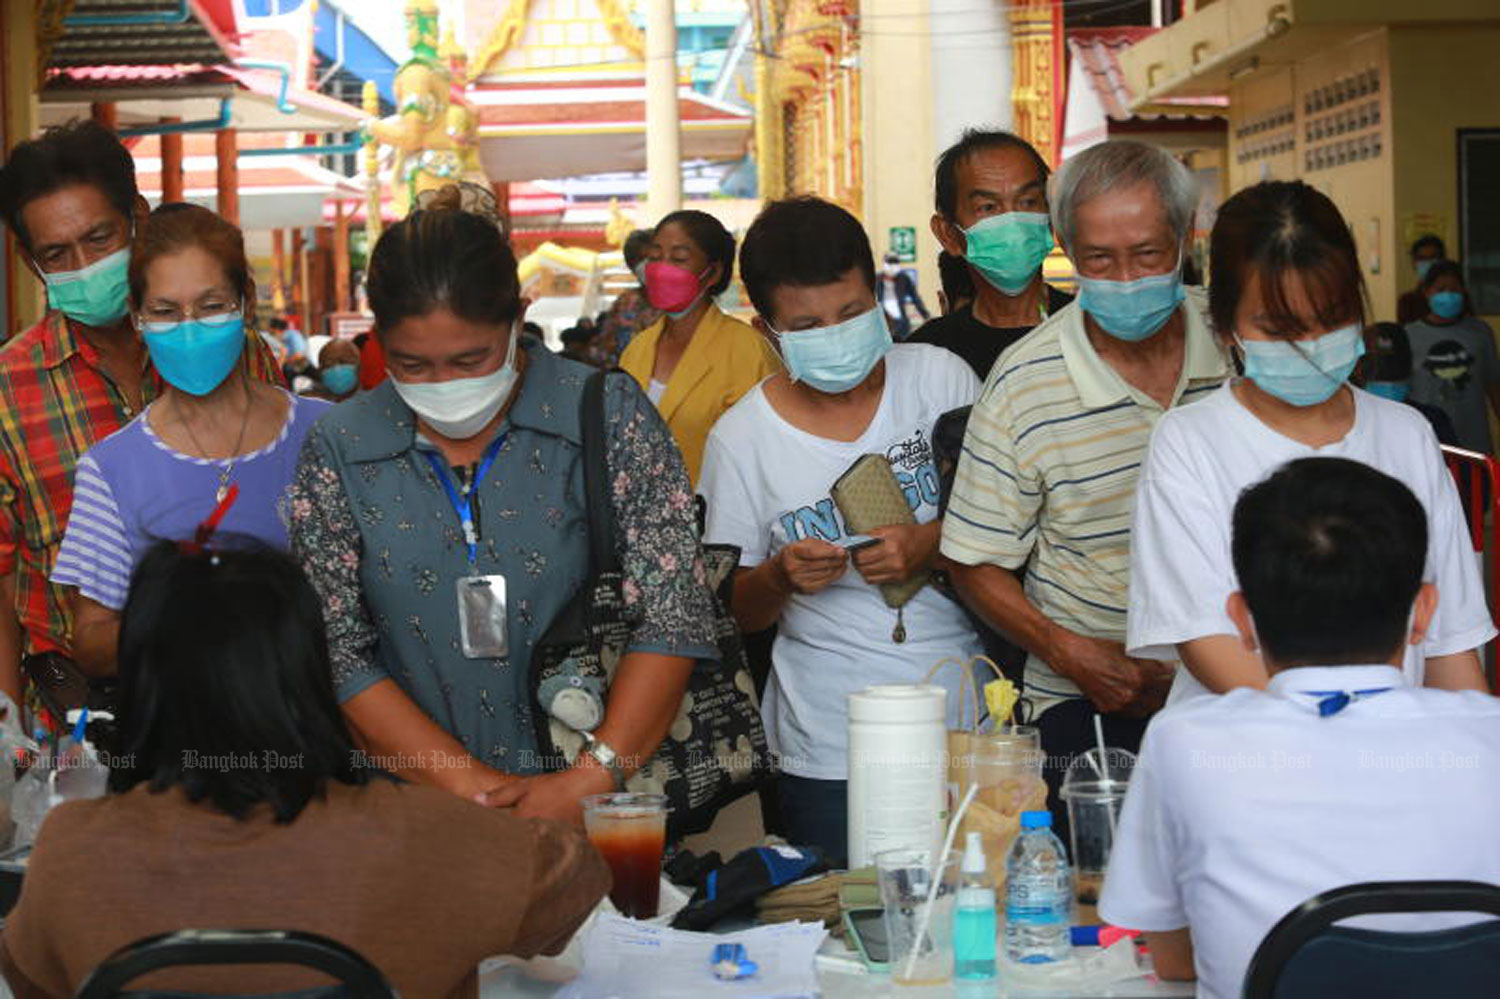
{"left": 582, "top": 793, "right": 668, "bottom": 918}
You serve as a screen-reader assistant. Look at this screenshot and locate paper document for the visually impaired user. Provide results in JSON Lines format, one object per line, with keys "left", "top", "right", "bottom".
{"left": 557, "top": 914, "right": 828, "bottom": 999}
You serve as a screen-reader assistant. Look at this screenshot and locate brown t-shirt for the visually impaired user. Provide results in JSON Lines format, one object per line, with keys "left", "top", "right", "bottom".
{"left": 0, "top": 779, "right": 609, "bottom": 999}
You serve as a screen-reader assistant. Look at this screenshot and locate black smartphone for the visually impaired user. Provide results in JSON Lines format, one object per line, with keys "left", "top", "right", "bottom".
{"left": 842, "top": 906, "right": 890, "bottom": 971}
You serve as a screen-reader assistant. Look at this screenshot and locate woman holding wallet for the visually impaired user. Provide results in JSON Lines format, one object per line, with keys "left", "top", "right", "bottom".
{"left": 698, "top": 197, "right": 983, "bottom": 864}
{"left": 285, "top": 185, "right": 719, "bottom": 826}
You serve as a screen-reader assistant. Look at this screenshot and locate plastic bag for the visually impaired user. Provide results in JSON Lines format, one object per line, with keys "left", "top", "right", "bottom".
{"left": 997, "top": 937, "right": 1144, "bottom": 991}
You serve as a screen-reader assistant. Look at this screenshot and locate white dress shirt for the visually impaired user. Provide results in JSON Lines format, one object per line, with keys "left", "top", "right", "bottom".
{"left": 1099, "top": 665, "right": 1500, "bottom": 999}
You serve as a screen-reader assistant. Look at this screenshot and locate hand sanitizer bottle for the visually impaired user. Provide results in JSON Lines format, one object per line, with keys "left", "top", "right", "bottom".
{"left": 954, "top": 830, "right": 998, "bottom": 980}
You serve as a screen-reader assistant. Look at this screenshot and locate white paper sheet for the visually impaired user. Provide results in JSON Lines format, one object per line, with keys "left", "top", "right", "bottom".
{"left": 556, "top": 914, "right": 828, "bottom": 999}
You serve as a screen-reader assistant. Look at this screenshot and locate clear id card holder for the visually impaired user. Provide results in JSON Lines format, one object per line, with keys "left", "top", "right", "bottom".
{"left": 457, "top": 574, "right": 508, "bottom": 659}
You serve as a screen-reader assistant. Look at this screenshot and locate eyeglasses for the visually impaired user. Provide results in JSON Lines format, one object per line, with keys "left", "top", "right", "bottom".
{"left": 136, "top": 300, "right": 242, "bottom": 331}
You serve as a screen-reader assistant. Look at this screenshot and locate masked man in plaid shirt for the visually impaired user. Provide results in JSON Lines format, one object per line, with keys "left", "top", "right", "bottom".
{"left": 0, "top": 120, "right": 282, "bottom": 724}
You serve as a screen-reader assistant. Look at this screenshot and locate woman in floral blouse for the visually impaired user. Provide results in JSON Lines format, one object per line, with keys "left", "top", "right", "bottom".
{"left": 286, "top": 186, "right": 718, "bottom": 824}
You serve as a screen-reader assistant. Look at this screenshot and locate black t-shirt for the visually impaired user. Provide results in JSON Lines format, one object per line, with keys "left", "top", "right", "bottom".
{"left": 908, "top": 285, "right": 1075, "bottom": 380}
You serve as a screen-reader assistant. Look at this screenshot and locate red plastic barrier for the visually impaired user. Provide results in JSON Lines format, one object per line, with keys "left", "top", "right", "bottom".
{"left": 1441, "top": 445, "right": 1500, "bottom": 692}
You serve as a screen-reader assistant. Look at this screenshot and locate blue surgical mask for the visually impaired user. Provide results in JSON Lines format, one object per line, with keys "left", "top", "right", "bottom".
{"left": 320, "top": 363, "right": 359, "bottom": 396}
{"left": 1365, "top": 380, "right": 1410, "bottom": 403}
{"left": 1077, "top": 262, "right": 1186, "bottom": 342}
{"left": 1415, "top": 258, "right": 1436, "bottom": 282}
{"left": 39, "top": 246, "right": 131, "bottom": 328}
{"left": 1237, "top": 324, "right": 1366, "bottom": 407}
{"left": 143, "top": 312, "right": 247, "bottom": 396}
{"left": 963, "top": 212, "right": 1053, "bottom": 296}
{"left": 773, "top": 306, "right": 893, "bottom": 395}
{"left": 1429, "top": 290, "right": 1465, "bottom": 321}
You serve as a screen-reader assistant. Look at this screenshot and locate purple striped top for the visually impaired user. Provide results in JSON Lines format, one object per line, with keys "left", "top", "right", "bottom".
{"left": 52, "top": 391, "right": 330, "bottom": 610}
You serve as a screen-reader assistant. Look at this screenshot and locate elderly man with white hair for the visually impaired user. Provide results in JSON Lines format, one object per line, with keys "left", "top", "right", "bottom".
{"left": 941, "top": 140, "right": 1230, "bottom": 829}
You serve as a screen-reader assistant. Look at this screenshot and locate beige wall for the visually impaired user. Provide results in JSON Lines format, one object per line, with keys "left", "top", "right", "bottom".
{"left": 860, "top": 0, "right": 939, "bottom": 298}
{"left": 1287, "top": 29, "right": 1397, "bottom": 320}
{"left": 1388, "top": 23, "right": 1500, "bottom": 327}
{"left": 1224, "top": 29, "right": 1398, "bottom": 319}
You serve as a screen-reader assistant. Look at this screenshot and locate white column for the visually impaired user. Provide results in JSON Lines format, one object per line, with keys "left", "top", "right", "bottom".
{"left": 930, "top": 0, "right": 1012, "bottom": 151}
{"left": 646, "top": 0, "right": 682, "bottom": 220}
{"left": 862, "top": 0, "right": 935, "bottom": 285}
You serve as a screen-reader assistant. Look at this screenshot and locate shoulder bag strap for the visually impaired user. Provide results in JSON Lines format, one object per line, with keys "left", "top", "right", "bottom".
{"left": 581, "top": 369, "right": 623, "bottom": 577}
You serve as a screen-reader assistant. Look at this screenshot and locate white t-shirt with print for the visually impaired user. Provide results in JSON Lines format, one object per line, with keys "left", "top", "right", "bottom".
{"left": 699, "top": 344, "right": 983, "bottom": 780}
{"left": 1126, "top": 382, "right": 1496, "bottom": 703}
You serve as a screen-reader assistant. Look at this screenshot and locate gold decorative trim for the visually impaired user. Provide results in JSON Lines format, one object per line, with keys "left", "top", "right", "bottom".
{"left": 596, "top": 0, "right": 646, "bottom": 61}
{"left": 472, "top": 0, "right": 535, "bottom": 79}
{"left": 472, "top": 0, "right": 645, "bottom": 80}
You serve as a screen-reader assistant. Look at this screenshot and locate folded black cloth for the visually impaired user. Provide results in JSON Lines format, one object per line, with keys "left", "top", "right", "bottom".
{"left": 670, "top": 844, "right": 829, "bottom": 931}
{"left": 664, "top": 848, "right": 722, "bottom": 888}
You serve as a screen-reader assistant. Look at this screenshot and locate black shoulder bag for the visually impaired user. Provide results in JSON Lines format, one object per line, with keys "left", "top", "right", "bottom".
{"left": 531, "top": 371, "right": 773, "bottom": 839}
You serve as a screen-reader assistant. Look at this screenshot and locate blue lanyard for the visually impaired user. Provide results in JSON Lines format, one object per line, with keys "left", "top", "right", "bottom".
{"left": 1298, "top": 687, "right": 1392, "bottom": 717}
{"left": 422, "top": 432, "right": 508, "bottom": 567}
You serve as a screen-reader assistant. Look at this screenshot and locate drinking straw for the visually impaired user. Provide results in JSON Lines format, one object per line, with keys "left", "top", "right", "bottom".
{"left": 900, "top": 781, "right": 980, "bottom": 981}
{"left": 1093, "top": 713, "right": 1118, "bottom": 837}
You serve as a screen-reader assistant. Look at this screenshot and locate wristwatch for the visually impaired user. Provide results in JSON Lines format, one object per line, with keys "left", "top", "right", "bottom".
{"left": 582, "top": 733, "right": 629, "bottom": 791}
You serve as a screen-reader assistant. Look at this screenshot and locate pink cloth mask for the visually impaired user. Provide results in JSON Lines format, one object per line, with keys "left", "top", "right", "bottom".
{"left": 643, "top": 261, "right": 708, "bottom": 315}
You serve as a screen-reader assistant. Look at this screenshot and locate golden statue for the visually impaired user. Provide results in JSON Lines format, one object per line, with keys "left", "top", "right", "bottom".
{"left": 364, "top": 0, "right": 488, "bottom": 218}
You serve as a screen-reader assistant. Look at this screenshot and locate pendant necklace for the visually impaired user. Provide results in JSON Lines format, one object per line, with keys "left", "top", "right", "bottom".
{"left": 179, "top": 384, "right": 254, "bottom": 503}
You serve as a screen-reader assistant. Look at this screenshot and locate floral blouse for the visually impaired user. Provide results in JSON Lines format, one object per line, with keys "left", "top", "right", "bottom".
{"left": 286, "top": 339, "right": 719, "bottom": 771}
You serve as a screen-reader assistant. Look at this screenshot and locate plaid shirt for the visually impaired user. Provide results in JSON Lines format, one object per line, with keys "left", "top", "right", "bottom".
{"left": 0, "top": 310, "right": 284, "bottom": 658}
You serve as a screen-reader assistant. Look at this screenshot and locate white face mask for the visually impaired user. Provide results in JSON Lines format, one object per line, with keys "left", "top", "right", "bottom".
{"left": 389, "top": 322, "right": 521, "bottom": 440}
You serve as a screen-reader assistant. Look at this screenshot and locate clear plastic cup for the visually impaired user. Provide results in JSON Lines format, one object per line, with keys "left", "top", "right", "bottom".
{"left": 582, "top": 792, "right": 668, "bottom": 919}
{"left": 1059, "top": 748, "right": 1136, "bottom": 904}
{"left": 876, "top": 847, "right": 961, "bottom": 986}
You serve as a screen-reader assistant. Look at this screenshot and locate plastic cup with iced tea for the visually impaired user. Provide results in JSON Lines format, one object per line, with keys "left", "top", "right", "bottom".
{"left": 582, "top": 792, "right": 668, "bottom": 919}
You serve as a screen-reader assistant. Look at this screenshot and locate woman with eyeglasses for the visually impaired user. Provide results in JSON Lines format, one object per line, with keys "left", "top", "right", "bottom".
{"left": 51, "top": 203, "right": 329, "bottom": 678}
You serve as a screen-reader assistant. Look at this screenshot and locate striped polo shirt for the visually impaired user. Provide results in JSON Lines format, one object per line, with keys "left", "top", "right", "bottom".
{"left": 941, "top": 287, "right": 1229, "bottom": 709}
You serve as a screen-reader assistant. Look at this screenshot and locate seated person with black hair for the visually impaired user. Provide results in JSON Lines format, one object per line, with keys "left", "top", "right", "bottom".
{"left": 1, "top": 540, "right": 607, "bottom": 999}
{"left": 697, "top": 196, "right": 982, "bottom": 863}
{"left": 1100, "top": 457, "right": 1500, "bottom": 999}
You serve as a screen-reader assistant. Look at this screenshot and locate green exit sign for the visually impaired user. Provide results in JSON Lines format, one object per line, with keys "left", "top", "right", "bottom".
{"left": 889, "top": 226, "right": 917, "bottom": 263}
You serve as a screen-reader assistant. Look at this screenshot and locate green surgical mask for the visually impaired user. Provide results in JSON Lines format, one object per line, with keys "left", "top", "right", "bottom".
{"left": 40, "top": 246, "right": 131, "bottom": 328}
{"left": 963, "top": 211, "right": 1053, "bottom": 296}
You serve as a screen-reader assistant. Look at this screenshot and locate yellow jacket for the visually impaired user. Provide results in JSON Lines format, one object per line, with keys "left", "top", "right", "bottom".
{"left": 619, "top": 304, "right": 781, "bottom": 485}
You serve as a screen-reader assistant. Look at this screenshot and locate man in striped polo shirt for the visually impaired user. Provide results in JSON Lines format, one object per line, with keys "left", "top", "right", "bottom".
{"left": 941, "top": 141, "right": 1230, "bottom": 830}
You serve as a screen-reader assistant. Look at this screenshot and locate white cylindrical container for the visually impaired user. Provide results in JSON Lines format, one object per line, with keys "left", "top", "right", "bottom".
{"left": 847, "top": 683, "right": 948, "bottom": 868}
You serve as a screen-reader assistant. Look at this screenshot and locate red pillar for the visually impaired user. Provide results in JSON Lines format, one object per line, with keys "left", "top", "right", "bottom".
{"left": 290, "top": 227, "right": 306, "bottom": 321}
{"left": 214, "top": 128, "right": 239, "bottom": 225}
{"left": 160, "top": 121, "right": 184, "bottom": 204}
{"left": 90, "top": 102, "right": 117, "bottom": 130}
{"left": 271, "top": 229, "right": 286, "bottom": 312}
{"left": 333, "top": 202, "right": 351, "bottom": 313}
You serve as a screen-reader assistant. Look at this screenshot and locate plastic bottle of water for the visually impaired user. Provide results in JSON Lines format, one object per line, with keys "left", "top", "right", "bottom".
{"left": 954, "top": 831, "right": 997, "bottom": 979}
{"left": 1004, "top": 810, "right": 1073, "bottom": 964}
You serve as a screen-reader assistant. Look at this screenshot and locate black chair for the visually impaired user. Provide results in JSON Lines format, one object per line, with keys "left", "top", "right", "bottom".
{"left": 76, "top": 929, "right": 396, "bottom": 999}
{"left": 1242, "top": 880, "right": 1500, "bottom": 999}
